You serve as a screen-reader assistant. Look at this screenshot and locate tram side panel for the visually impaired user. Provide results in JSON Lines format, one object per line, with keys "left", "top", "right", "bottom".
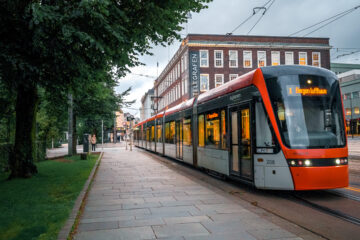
{"left": 253, "top": 101, "right": 294, "bottom": 190}
{"left": 253, "top": 152, "right": 294, "bottom": 190}
{"left": 197, "top": 148, "right": 229, "bottom": 175}
{"left": 182, "top": 145, "right": 193, "bottom": 165}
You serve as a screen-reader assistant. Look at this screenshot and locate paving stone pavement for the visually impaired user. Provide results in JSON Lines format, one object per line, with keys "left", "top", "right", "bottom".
{"left": 74, "top": 147, "right": 312, "bottom": 240}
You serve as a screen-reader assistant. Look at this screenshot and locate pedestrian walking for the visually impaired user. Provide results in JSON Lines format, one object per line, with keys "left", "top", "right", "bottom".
{"left": 91, "top": 134, "right": 97, "bottom": 151}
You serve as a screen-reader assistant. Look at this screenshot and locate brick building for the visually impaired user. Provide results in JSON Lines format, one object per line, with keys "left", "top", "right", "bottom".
{"left": 154, "top": 34, "right": 331, "bottom": 113}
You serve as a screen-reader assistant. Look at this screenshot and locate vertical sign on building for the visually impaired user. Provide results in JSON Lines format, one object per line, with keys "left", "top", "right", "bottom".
{"left": 189, "top": 51, "right": 200, "bottom": 97}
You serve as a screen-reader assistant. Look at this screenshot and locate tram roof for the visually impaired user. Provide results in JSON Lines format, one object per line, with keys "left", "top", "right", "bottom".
{"left": 197, "top": 69, "right": 257, "bottom": 104}
{"left": 164, "top": 98, "right": 195, "bottom": 116}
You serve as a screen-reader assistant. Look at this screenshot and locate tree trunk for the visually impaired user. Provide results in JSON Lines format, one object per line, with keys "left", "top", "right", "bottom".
{"left": 9, "top": 83, "right": 38, "bottom": 178}
{"left": 72, "top": 114, "right": 77, "bottom": 155}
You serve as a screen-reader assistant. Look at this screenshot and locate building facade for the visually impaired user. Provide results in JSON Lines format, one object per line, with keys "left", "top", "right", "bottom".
{"left": 331, "top": 62, "right": 360, "bottom": 75}
{"left": 154, "top": 34, "right": 331, "bottom": 112}
{"left": 339, "top": 70, "right": 360, "bottom": 135}
{"left": 140, "top": 88, "right": 154, "bottom": 121}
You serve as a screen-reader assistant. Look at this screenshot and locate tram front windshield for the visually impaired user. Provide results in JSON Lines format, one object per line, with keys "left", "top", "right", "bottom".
{"left": 266, "top": 74, "right": 345, "bottom": 149}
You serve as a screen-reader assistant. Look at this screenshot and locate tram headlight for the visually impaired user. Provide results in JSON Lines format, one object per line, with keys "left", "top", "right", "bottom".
{"left": 290, "top": 160, "right": 296, "bottom": 166}
{"left": 304, "top": 159, "right": 311, "bottom": 166}
{"left": 335, "top": 159, "right": 341, "bottom": 165}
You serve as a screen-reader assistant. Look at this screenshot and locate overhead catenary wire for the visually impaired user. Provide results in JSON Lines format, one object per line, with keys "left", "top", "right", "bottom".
{"left": 247, "top": 0, "right": 276, "bottom": 35}
{"left": 289, "top": 4, "right": 360, "bottom": 37}
{"left": 228, "top": 0, "right": 273, "bottom": 35}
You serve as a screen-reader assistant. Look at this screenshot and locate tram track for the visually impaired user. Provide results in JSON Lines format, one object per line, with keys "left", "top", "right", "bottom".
{"left": 290, "top": 192, "right": 360, "bottom": 226}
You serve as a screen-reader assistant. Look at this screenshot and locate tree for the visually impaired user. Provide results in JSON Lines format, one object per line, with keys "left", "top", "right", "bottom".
{"left": 0, "top": 0, "right": 211, "bottom": 178}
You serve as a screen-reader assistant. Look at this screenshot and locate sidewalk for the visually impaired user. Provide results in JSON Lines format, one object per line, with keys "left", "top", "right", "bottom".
{"left": 74, "top": 147, "right": 318, "bottom": 240}
{"left": 348, "top": 137, "right": 360, "bottom": 159}
{"left": 46, "top": 142, "right": 125, "bottom": 159}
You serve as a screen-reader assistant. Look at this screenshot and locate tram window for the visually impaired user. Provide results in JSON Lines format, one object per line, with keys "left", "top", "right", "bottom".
{"left": 151, "top": 126, "right": 155, "bottom": 142}
{"left": 157, "top": 125, "right": 162, "bottom": 142}
{"left": 183, "top": 118, "right": 192, "bottom": 146}
{"left": 146, "top": 128, "right": 150, "bottom": 141}
{"left": 255, "top": 102, "right": 276, "bottom": 150}
{"left": 169, "top": 121, "right": 175, "bottom": 144}
{"left": 165, "top": 122, "right": 170, "bottom": 143}
{"left": 198, "top": 115, "right": 205, "bottom": 147}
{"left": 221, "top": 110, "right": 227, "bottom": 150}
{"left": 206, "top": 111, "right": 220, "bottom": 148}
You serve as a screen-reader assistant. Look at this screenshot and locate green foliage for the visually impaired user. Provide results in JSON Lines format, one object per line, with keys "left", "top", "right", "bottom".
{"left": 0, "top": 0, "right": 211, "bottom": 177}
{"left": 0, "top": 154, "right": 98, "bottom": 240}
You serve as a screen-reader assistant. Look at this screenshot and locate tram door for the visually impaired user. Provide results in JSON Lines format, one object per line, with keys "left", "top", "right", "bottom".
{"left": 230, "top": 105, "right": 253, "bottom": 180}
{"left": 176, "top": 120, "right": 183, "bottom": 159}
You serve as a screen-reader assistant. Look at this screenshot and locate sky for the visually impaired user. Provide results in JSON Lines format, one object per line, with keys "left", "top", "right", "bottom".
{"left": 116, "top": 0, "right": 360, "bottom": 117}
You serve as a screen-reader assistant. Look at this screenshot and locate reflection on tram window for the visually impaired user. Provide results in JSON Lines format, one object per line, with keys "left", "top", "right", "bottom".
{"left": 198, "top": 115, "right": 205, "bottom": 147}
{"left": 157, "top": 125, "right": 162, "bottom": 142}
{"left": 255, "top": 102, "right": 275, "bottom": 151}
{"left": 221, "top": 110, "right": 227, "bottom": 149}
{"left": 206, "top": 111, "right": 220, "bottom": 148}
{"left": 170, "top": 121, "right": 175, "bottom": 144}
{"left": 183, "top": 118, "right": 192, "bottom": 146}
{"left": 151, "top": 126, "right": 155, "bottom": 142}
{"left": 165, "top": 122, "right": 170, "bottom": 143}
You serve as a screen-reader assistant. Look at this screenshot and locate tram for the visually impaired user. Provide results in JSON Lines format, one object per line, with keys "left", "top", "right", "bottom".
{"left": 133, "top": 65, "right": 348, "bottom": 190}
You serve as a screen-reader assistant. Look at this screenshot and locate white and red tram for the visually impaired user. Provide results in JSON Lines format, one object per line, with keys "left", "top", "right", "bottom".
{"left": 133, "top": 66, "right": 348, "bottom": 190}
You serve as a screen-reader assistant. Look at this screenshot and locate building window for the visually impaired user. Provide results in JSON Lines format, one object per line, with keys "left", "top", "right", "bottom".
{"left": 214, "top": 50, "right": 223, "bottom": 67}
{"left": 229, "top": 50, "right": 238, "bottom": 68}
{"left": 312, "top": 52, "right": 321, "bottom": 67}
{"left": 299, "top": 52, "right": 307, "bottom": 65}
{"left": 354, "top": 107, "right": 360, "bottom": 115}
{"left": 198, "top": 115, "right": 205, "bottom": 147}
{"left": 182, "top": 78, "right": 185, "bottom": 95}
{"left": 243, "top": 51, "right": 252, "bottom": 68}
{"left": 271, "top": 51, "right": 280, "bottom": 66}
{"left": 206, "top": 111, "right": 220, "bottom": 148}
{"left": 215, "top": 74, "right": 224, "bottom": 88}
{"left": 353, "top": 91, "right": 359, "bottom": 99}
{"left": 200, "top": 50, "right": 209, "bottom": 67}
{"left": 181, "top": 56, "right": 184, "bottom": 72}
{"left": 285, "top": 52, "right": 294, "bottom": 65}
{"left": 200, "top": 74, "right": 209, "bottom": 92}
{"left": 229, "top": 74, "right": 238, "bottom": 81}
{"left": 257, "top": 51, "right": 266, "bottom": 67}
{"left": 183, "top": 118, "right": 192, "bottom": 146}
{"left": 346, "top": 108, "right": 351, "bottom": 116}
{"left": 344, "top": 93, "right": 351, "bottom": 100}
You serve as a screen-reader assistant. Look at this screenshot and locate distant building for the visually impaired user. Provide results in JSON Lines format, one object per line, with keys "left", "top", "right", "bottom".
{"left": 331, "top": 62, "right": 360, "bottom": 75}
{"left": 153, "top": 34, "right": 331, "bottom": 112}
{"left": 338, "top": 70, "right": 360, "bottom": 135}
{"left": 140, "top": 88, "right": 154, "bottom": 120}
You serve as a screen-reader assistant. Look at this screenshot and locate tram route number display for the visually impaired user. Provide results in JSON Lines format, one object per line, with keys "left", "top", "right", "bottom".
{"left": 287, "top": 85, "right": 328, "bottom": 96}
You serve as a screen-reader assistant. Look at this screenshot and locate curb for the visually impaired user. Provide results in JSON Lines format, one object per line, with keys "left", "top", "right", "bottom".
{"left": 57, "top": 152, "right": 104, "bottom": 240}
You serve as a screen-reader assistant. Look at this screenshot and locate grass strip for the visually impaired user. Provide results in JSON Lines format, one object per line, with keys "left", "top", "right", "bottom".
{"left": 0, "top": 154, "right": 98, "bottom": 240}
